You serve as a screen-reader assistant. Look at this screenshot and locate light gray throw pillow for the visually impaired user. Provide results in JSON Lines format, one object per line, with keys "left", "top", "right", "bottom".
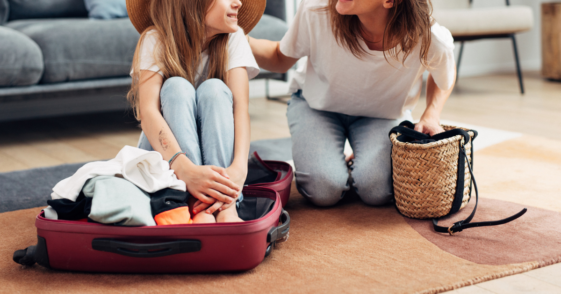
{"left": 84, "top": 0, "right": 127, "bottom": 19}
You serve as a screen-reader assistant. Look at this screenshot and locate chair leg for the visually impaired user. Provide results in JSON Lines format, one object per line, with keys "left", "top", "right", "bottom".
{"left": 265, "top": 79, "right": 289, "bottom": 104}
{"left": 265, "top": 78, "right": 270, "bottom": 99}
{"left": 510, "top": 34, "right": 525, "bottom": 94}
{"left": 456, "top": 41, "right": 465, "bottom": 83}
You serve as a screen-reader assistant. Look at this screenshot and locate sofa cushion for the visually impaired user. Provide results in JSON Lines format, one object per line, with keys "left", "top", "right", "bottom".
{"left": 0, "top": 0, "right": 8, "bottom": 25}
{"left": 0, "top": 26, "right": 43, "bottom": 87}
{"left": 6, "top": 18, "right": 139, "bottom": 84}
{"left": 85, "top": 0, "right": 128, "bottom": 20}
{"left": 248, "top": 14, "right": 288, "bottom": 42}
{"left": 7, "top": 0, "right": 87, "bottom": 21}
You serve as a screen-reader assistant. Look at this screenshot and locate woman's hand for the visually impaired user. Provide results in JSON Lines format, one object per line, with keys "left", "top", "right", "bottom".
{"left": 417, "top": 73, "right": 453, "bottom": 136}
{"left": 172, "top": 155, "right": 240, "bottom": 207}
{"left": 414, "top": 115, "right": 445, "bottom": 136}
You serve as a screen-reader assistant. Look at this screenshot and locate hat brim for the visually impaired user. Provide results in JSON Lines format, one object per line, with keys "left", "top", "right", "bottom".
{"left": 127, "top": 0, "right": 266, "bottom": 35}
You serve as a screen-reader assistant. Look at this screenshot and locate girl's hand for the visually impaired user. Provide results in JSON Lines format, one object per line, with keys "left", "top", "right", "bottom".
{"left": 414, "top": 116, "right": 445, "bottom": 136}
{"left": 210, "top": 165, "right": 247, "bottom": 212}
{"left": 172, "top": 155, "right": 240, "bottom": 206}
{"left": 225, "top": 165, "right": 247, "bottom": 195}
{"left": 192, "top": 199, "right": 220, "bottom": 215}
{"left": 198, "top": 165, "right": 247, "bottom": 214}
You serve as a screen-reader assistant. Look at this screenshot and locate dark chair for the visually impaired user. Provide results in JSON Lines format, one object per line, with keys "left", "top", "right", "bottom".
{"left": 432, "top": 0, "right": 533, "bottom": 94}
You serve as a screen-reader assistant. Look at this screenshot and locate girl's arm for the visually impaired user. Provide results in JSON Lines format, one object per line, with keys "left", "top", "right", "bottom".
{"left": 226, "top": 67, "right": 251, "bottom": 173}
{"left": 138, "top": 71, "right": 240, "bottom": 204}
{"left": 247, "top": 37, "right": 299, "bottom": 73}
{"left": 414, "top": 71, "right": 456, "bottom": 136}
{"left": 200, "top": 67, "right": 251, "bottom": 214}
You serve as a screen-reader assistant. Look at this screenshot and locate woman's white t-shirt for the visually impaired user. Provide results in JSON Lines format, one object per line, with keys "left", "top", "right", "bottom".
{"left": 132, "top": 26, "right": 260, "bottom": 87}
{"left": 280, "top": 0, "right": 455, "bottom": 119}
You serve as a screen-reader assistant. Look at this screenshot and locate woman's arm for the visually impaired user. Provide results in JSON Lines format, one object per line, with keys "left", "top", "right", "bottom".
{"left": 414, "top": 71, "right": 456, "bottom": 136}
{"left": 138, "top": 71, "right": 239, "bottom": 204}
{"left": 247, "top": 37, "right": 299, "bottom": 73}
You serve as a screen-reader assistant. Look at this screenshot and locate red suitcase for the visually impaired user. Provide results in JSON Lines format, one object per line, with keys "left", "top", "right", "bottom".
{"left": 14, "top": 186, "right": 290, "bottom": 273}
{"left": 13, "top": 152, "right": 293, "bottom": 273}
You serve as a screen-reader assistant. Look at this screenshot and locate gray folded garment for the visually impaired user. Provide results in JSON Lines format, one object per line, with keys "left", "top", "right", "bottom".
{"left": 83, "top": 176, "right": 156, "bottom": 226}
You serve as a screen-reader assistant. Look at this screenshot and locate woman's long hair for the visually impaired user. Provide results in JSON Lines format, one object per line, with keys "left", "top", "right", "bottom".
{"left": 127, "top": 0, "right": 229, "bottom": 120}
{"left": 322, "top": 0, "right": 433, "bottom": 66}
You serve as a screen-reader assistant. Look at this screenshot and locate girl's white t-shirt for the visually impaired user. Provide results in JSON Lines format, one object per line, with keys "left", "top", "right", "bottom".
{"left": 132, "top": 26, "right": 260, "bottom": 86}
{"left": 280, "top": 0, "right": 456, "bottom": 119}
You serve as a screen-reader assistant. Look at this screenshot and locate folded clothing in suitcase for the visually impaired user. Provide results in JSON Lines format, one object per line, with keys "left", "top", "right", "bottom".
{"left": 14, "top": 186, "right": 290, "bottom": 273}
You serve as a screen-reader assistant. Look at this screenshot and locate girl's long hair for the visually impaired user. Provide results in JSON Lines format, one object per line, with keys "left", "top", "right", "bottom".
{"left": 322, "top": 0, "right": 433, "bottom": 66}
{"left": 127, "top": 0, "right": 229, "bottom": 120}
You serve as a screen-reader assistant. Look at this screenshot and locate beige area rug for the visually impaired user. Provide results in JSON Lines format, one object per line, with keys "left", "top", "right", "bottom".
{"left": 1, "top": 135, "right": 560, "bottom": 294}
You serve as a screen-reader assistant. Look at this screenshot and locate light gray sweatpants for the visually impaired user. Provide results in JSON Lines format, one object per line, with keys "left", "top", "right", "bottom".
{"left": 287, "top": 91, "right": 411, "bottom": 207}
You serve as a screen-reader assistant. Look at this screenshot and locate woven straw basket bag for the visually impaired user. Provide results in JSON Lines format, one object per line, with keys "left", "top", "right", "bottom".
{"left": 389, "top": 121, "right": 527, "bottom": 235}
{"left": 390, "top": 122, "right": 475, "bottom": 219}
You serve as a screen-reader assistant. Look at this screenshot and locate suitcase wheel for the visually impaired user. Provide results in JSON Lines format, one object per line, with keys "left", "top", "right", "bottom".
{"left": 13, "top": 246, "right": 37, "bottom": 266}
{"left": 265, "top": 243, "right": 272, "bottom": 258}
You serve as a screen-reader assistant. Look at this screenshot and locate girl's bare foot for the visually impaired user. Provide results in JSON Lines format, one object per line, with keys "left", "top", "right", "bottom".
{"left": 192, "top": 211, "right": 216, "bottom": 223}
{"left": 216, "top": 204, "right": 243, "bottom": 223}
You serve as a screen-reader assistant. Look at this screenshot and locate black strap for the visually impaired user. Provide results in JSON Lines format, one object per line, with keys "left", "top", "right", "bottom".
{"left": 449, "top": 144, "right": 466, "bottom": 214}
{"left": 432, "top": 146, "right": 527, "bottom": 235}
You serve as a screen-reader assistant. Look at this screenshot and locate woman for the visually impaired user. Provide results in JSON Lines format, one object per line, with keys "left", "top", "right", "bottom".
{"left": 248, "top": 0, "right": 455, "bottom": 206}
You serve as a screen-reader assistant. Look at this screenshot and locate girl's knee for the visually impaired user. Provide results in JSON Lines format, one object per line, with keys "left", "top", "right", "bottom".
{"left": 197, "top": 78, "right": 232, "bottom": 104}
{"left": 160, "top": 77, "right": 196, "bottom": 106}
{"left": 162, "top": 77, "right": 195, "bottom": 92}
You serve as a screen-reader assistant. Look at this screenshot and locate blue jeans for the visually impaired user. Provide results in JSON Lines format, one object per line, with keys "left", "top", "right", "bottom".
{"left": 137, "top": 77, "right": 242, "bottom": 202}
{"left": 287, "top": 91, "right": 412, "bottom": 207}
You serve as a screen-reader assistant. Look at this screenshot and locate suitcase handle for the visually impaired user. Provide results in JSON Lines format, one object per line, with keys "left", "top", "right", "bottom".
{"left": 92, "top": 239, "right": 201, "bottom": 258}
{"left": 267, "top": 209, "right": 290, "bottom": 243}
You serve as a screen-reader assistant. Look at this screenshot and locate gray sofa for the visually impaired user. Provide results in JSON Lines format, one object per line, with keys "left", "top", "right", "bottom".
{"left": 0, "top": 0, "right": 288, "bottom": 122}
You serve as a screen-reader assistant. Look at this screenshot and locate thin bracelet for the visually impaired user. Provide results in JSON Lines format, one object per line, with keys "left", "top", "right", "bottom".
{"left": 168, "top": 151, "right": 185, "bottom": 169}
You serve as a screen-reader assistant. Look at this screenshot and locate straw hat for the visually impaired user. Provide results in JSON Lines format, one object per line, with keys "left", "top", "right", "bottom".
{"left": 127, "top": 0, "right": 266, "bottom": 35}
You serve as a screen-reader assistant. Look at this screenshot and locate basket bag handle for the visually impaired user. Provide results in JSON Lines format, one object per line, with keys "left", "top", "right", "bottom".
{"left": 390, "top": 121, "right": 527, "bottom": 235}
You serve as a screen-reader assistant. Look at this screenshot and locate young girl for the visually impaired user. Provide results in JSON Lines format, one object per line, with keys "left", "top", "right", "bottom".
{"left": 126, "top": 0, "right": 262, "bottom": 223}
{"left": 249, "top": 0, "right": 455, "bottom": 207}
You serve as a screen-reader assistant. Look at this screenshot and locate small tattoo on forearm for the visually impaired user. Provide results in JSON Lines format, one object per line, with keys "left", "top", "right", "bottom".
{"left": 159, "top": 130, "right": 169, "bottom": 151}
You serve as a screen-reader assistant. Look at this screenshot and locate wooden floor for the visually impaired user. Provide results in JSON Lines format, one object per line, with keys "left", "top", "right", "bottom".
{"left": 0, "top": 72, "right": 560, "bottom": 293}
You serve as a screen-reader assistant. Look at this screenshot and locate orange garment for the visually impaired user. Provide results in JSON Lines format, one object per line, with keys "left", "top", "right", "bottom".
{"left": 154, "top": 206, "right": 192, "bottom": 225}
